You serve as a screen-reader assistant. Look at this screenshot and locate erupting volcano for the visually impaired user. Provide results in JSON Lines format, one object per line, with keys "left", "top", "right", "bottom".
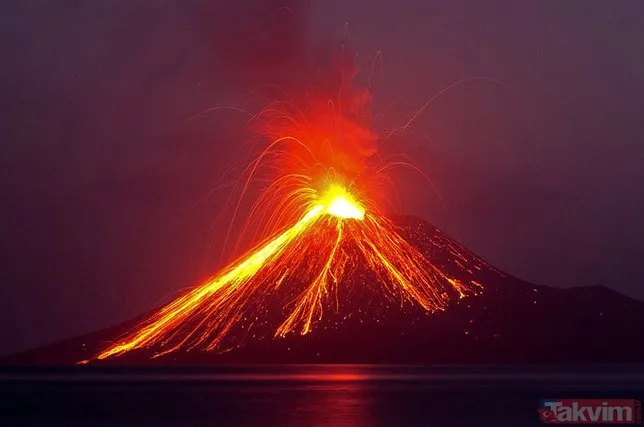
{"left": 86, "top": 56, "right": 485, "bottom": 362}
{"left": 7, "top": 55, "right": 644, "bottom": 364}
{"left": 4, "top": 7, "right": 644, "bottom": 371}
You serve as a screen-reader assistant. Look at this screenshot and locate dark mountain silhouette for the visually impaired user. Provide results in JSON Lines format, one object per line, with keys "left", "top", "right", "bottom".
{"left": 3, "top": 216, "right": 643, "bottom": 365}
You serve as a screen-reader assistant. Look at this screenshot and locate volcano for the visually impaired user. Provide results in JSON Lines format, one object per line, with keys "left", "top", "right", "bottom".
{"left": 3, "top": 54, "right": 642, "bottom": 367}
{"left": 4, "top": 215, "right": 644, "bottom": 365}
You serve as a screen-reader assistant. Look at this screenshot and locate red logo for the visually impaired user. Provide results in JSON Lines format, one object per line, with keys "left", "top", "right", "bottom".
{"left": 539, "top": 399, "right": 641, "bottom": 424}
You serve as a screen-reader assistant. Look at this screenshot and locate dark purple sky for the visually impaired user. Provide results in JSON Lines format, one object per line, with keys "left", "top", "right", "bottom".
{"left": 1, "top": 0, "right": 643, "bottom": 355}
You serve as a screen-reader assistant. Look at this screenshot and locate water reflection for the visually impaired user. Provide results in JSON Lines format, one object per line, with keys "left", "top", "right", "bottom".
{"left": 1, "top": 365, "right": 642, "bottom": 426}
{"left": 288, "top": 365, "right": 376, "bottom": 425}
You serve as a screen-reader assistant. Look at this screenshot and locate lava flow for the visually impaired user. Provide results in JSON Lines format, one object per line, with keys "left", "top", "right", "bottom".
{"left": 92, "top": 56, "right": 484, "bottom": 361}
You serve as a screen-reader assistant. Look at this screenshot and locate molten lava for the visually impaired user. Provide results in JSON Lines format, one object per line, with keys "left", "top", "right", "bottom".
{"left": 91, "top": 55, "right": 485, "bottom": 362}
{"left": 321, "top": 185, "right": 365, "bottom": 220}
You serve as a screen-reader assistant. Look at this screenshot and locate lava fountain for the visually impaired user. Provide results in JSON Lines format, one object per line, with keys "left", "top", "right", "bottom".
{"left": 91, "top": 55, "right": 484, "bottom": 362}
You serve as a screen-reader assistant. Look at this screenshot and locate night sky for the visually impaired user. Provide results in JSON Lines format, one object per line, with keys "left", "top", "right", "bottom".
{"left": 1, "top": 0, "right": 643, "bottom": 355}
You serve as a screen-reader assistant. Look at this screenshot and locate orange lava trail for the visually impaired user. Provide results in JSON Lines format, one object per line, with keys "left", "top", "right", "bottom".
{"left": 91, "top": 56, "right": 487, "bottom": 362}
{"left": 95, "top": 187, "right": 482, "bottom": 361}
{"left": 96, "top": 204, "right": 324, "bottom": 360}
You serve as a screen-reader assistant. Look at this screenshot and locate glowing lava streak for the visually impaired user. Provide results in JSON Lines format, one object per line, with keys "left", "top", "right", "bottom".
{"left": 96, "top": 204, "right": 324, "bottom": 360}
{"left": 95, "top": 186, "right": 481, "bottom": 361}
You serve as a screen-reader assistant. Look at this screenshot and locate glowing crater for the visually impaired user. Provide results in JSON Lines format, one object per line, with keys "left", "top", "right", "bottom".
{"left": 319, "top": 185, "right": 365, "bottom": 220}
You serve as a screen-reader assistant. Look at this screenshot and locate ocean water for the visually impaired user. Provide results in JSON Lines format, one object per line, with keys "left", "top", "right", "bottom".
{"left": 1, "top": 365, "right": 642, "bottom": 426}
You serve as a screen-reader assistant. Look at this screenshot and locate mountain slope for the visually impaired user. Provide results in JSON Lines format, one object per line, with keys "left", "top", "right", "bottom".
{"left": 3, "top": 216, "right": 643, "bottom": 365}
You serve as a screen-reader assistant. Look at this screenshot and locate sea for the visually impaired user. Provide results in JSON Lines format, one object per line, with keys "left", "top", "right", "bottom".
{"left": 1, "top": 365, "right": 643, "bottom": 426}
